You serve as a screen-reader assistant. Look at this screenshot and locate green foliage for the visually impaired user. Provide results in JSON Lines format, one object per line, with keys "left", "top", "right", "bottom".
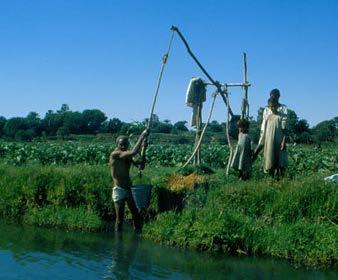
{"left": 173, "top": 121, "right": 189, "bottom": 132}
{"left": 24, "top": 206, "right": 103, "bottom": 231}
{"left": 0, "top": 142, "right": 336, "bottom": 176}
{"left": 312, "top": 119, "right": 337, "bottom": 142}
{"left": 0, "top": 165, "right": 115, "bottom": 227}
{"left": 0, "top": 116, "right": 7, "bottom": 137}
{"left": 0, "top": 138, "right": 336, "bottom": 268}
{"left": 143, "top": 175, "right": 338, "bottom": 268}
{"left": 178, "top": 164, "right": 215, "bottom": 176}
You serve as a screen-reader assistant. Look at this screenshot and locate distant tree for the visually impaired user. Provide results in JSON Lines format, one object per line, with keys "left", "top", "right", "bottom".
{"left": 26, "top": 112, "right": 42, "bottom": 137}
{"left": 120, "top": 122, "right": 145, "bottom": 136}
{"left": 100, "top": 118, "right": 123, "bottom": 134}
{"left": 109, "top": 118, "right": 123, "bottom": 134}
{"left": 42, "top": 110, "right": 63, "bottom": 136}
{"left": 57, "top": 126, "right": 70, "bottom": 139}
{"left": 295, "top": 119, "right": 310, "bottom": 133}
{"left": 147, "top": 117, "right": 172, "bottom": 134}
{"left": 0, "top": 116, "right": 6, "bottom": 137}
{"left": 82, "top": 109, "right": 107, "bottom": 134}
{"left": 295, "top": 131, "right": 313, "bottom": 144}
{"left": 156, "top": 121, "right": 173, "bottom": 133}
{"left": 312, "top": 119, "right": 336, "bottom": 142}
{"left": 287, "top": 109, "right": 299, "bottom": 140}
{"left": 3, "top": 117, "right": 28, "bottom": 138}
{"left": 150, "top": 114, "right": 159, "bottom": 123}
{"left": 63, "top": 111, "right": 86, "bottom": 134}
{"left": 173, "top": 121, "right": 189, "bottom": 132}
{"left": 57, "top": 104, "right": 70, "bottom": 114}
{"left": 14, "top": 130, "right": 34, "bottom": 141}
{"left": 334, "top": 117, "right": 338, "bottom": 136}
{"left": 207, "top": 120, "right": 223, "bottom": 133}
{"left": 293, "top": 119, "right": 312, "bottom": 143}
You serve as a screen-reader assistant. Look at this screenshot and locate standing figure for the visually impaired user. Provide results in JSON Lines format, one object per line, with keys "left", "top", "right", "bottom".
{"left": 230, "top": 118, "right": 253, "bottom": 180}
{"left": 254, "top": 97, "right": 288, "bottom": 177}
{"left": 109, "top": 129, "right": 149, "bottom": 232}
{"left": 260, "top": 89, "right": 288, "bottom": 141}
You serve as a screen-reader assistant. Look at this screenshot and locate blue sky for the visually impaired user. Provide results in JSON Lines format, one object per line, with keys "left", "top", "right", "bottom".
{"left": 0, "top": 0, "right": 337, "bottom": 126}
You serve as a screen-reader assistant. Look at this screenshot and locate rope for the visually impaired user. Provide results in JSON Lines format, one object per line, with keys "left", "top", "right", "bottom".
{"left": 147, "top": 30, "right": 175, "bottom": 129}
{"left": 139, "top": 30, "right": 175, "bottom": 175}
{"left": 225, "top": 91, "right": 233, "bottom": 176}
{"left": 181, "top": 92, "right": 218, "bottom": 169}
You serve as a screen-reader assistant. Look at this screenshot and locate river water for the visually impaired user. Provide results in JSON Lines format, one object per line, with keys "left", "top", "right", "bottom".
{"left": 0, "top": 221, "right": 336, "bottom": 279}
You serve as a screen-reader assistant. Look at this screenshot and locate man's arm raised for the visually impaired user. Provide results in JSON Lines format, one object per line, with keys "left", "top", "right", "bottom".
{"left": 116, "top": 129, "right": 149, "bottom": 160}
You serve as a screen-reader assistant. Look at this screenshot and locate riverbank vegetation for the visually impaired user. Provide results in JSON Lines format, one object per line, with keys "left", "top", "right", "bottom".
{"left": 143, "top": 174, "right": 337, "bottom": 268}
{"left": 0, "top": 142, "right": 337, "bottom": 268}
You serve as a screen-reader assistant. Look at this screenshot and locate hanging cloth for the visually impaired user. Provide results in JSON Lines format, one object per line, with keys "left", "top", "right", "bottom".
{"left": 185, "top": 78, "right": 206, "bottom": 127}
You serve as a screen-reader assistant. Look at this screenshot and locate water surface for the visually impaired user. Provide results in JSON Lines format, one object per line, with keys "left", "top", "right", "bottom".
{"left": 0, "top": 221, "right": 336, "bottom": 279}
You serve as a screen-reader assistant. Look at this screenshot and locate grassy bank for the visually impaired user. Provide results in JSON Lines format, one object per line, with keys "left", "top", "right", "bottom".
{"left": 0, "top": 164, "right": 112, "bottom": 231}
{"left": 0, "top": 164, "right": 176, "bottom": 231}
{"left": 143, "top": 175, "right": 338, "bottom": 268}
{"left": 0, "top": 162, "right": 337, "bottom": 268}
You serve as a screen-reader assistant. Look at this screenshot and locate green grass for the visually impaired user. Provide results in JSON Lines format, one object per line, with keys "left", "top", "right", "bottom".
{"left": 143, "top": 175, "right": 338, "bottom": 268}
{"left": 0, "top": 164, "right": 113, "bottom": 229}
{"left": 0, "top": 155, "right": 337, "bottom": 268}
{"left": 0, "top": 163, "right": 174, "bottom": 230}
{"left": 24, "top": 206, "right": 104, "bottom": 231}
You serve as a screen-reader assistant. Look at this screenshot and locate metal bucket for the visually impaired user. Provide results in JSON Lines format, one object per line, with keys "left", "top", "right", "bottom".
{"left": 131, "top": 184, "right": 152, "bottom": 209}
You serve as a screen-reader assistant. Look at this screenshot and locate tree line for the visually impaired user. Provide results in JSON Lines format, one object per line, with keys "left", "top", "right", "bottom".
{"left": 0, "top": 104, "right": 336, "bottom": 143}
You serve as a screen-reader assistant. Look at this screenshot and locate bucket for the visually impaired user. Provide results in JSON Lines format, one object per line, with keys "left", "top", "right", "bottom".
{"left": 131, "top": 184, "right": 152, "bottom": 209}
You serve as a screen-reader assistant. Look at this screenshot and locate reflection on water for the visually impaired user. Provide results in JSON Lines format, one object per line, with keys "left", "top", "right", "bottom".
{"left": 0, "top": 221, "right": 336, "bottom": 279}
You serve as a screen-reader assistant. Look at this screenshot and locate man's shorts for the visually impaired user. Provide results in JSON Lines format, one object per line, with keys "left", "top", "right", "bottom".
{"left": 112, "top": 186, "right": 131, "bottom": 203}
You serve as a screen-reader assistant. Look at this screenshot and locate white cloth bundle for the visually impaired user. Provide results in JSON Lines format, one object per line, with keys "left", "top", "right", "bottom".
{"left": 185, "top": 78, "right": 206, "bottom": 127}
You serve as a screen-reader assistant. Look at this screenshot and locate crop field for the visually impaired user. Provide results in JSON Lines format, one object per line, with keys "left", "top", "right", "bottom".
{"left": 0, "top": 141, "right": 336, "bottom": 174}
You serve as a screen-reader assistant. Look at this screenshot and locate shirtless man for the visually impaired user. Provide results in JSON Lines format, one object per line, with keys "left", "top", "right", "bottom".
{"left": 109, "top": 128, "right": 149, "bottom": 232}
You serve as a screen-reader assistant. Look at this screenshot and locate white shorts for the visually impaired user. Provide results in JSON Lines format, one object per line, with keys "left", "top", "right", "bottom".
{"left": 112, "top": 186, "right": 131, "bottom": 202}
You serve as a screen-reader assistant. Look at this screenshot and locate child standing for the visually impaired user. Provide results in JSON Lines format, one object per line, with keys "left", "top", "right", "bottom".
{"left": 230, "top": 119, "right": 253, "bottom": 180}
{"left": 254, "top": 97, "right": 288, "bottom": 177}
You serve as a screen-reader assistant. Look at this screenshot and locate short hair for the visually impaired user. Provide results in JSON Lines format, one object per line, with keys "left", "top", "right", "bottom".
{"left": 268, "top": 96, "right": 278, "bottom": 106}
{"left": 116, "top": 135, "right": 128, "bottom": 145}
{"left": 237, "top": 118, "right": 250, "bottom": 129}
{"left": 270, "top": 88, "right": 280, "bottom": 98}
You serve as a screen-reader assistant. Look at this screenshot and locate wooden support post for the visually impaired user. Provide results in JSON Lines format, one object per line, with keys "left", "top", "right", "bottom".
{"left": 241, "top": 53, "right": 249, "bottom": 119}
{"left": 193, "top": 104, "right": 202, "bottom": 165}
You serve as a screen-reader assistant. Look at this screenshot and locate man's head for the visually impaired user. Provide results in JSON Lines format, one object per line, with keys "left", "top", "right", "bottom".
{"left": 116, "top": 135, "right": 129, "bottom": 151}
{"left": 237, "top": 118, "right": 250, "bottom": 133}
{"left": 270, "top": 88, "right": 280, "bottom": 100}
{"left": 268, "top": 97, "right": 279, "bottom": 114}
